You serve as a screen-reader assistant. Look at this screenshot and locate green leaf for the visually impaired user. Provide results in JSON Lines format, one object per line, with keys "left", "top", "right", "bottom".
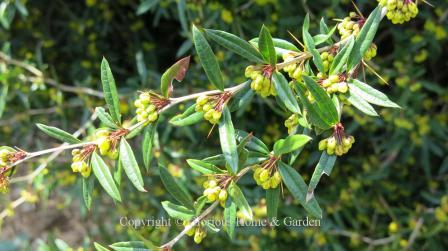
{"left": 278, "top": 161, "right": 322, "bottom": 218}
{"left": 101, "top": 58, "right": 121, "bottom": 124}
{"left": 161, "top": 201, "right": 195, "bottom": 220}
{"left": 186, "top": 159, "right": 224, "bottom": 174}
{"left": 319, "top": 17, "right": 330, "bottom": 34}
{"left": 249, "top": 37, "right": 300, "bottom": 55}
{"left": 228, "top": 81, "right": 254, "bottom": 112}
{"left": 158, "top": 165, "right": 194, "bottom": 209}
{"left": 224, "top": 199, "right": 237, "bottom": 239}
{"left": 0, "top": 84, "right": 8, "bottom": 119}
{"left": 229, "top": 182, "right": 253, "bottom": 220}
{"left": 91, "top": 152, "right": 121, "bottom": 202}
{"left": 169, "top": 104, "right": 203, "bottom": 127}
{"left": 295, "top": 82, "right": 332, "bottom": 129}
{"left": 194, "top": 195, "right": 208, "bottom": 215}
{"left": 329, "top": 37, "right": 354, "bottom": 75}
{"left": 160, "top": 56, "right": 190, "bottom": 97}
{"left": 95, "top": 107, "right": 120, "bottom": 129}
{"left": 349, "top": 79, "right": 400, "bottom": 108}
{"left": 347, "top": 90, "right": 378, "bottom": 116}
{"left": 82, "top": 175, "right": 94, "bottom": 210}
{"left": 218, "top": 107, "right": 239, "bottom": 174}
{"left": 266, "top": 187, "right": 280, "bottom": 220}
{"left": 192, "top": 25, "right": 224, "bottom": 91}
{"left": 272, "top": 71, "right": 301, "bottom": 114}
{"left": 235, "top": 130, "right": 270, "bottom": 155}
{"left": 313, "top": 26, "right": 336, "bottom": 45}
{"left": 273, "top": 134, "right": 312, "bottom": 156}
{"left": 205, "top": 29, "right": 264, "bottom": 63}
{"left": 302, "top": 15, "right": 324, "bottom": 73}
{"left": 258, "top": 25, "right": 277, "bottom": 66}
{"left": 36, "top": 123, "right": 81, "bottom": 144}
{"left": 136, "top": 0, "right": 159, "bottom": 15}
{"left": 302, "top": 75, "right": 339, "bottom": 125}
{"left": 119, "top": 138, "right": 146, "bottom": 192}
{"left": 110, "top": 241, "right": 151, "bottom": 251}
{"left": 142, "top": 122, "right": 157, "bottom": 171}
{"left": 306, "top": 152, "right": 336, "bottom": 202}
{"left": 347, "top": 6, "right": 382, "bottom": 69}
{"left": 94, "top": 242, "right": 111, "bottom": 251}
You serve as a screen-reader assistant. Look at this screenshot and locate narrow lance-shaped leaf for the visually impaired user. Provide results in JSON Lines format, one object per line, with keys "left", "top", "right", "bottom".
{"left": 266, "top": 187, "right": 280, "bottom": 220}
{"left": 306, "top": 152, "right": 337, "bottom": 202}
{"left": 142, "top": 122, "right": 157, "bottom": 171}
{"left": 349, "top": 79, "right": 400, "bottom": 108}
{"left": 159, "top": 165, "right": 194, "bottom": 209}
{"left": 224, "top": 199, "right": 237, "bottom": 239}
{"left": 36, "top": 124, "right": 81, "bottom": 144}
{"left": 205, "top": 29, "right": 264, "bottom": 63}
{"left": 169, "top": 104, "right": 203, "bottom": 127}
{"left": 272, "top": 71, "right": 301, "bottom": 114}
{"left": 192, "top": 25, "right": 224, "bottom": 91}
{"left": 95, "top": 107, "right": 120, "bottom": 129}
{"left": 295, "top": 82, "right": 332, "bottom": 129}
{"left": 161, "top": 201, "right": 195, "bottom": 220}
{"left": 278, "top": 161, "right": 322, "bottom": 218}
{"left": 229, "top": 182, "right": 253, "bottom": 220}
{"left": 91, "top": 152, "right": 121, "bottom": 202}
{"left": 258, "top": 25, "right": 277, "bottom": 66}
{"left": 109, "top": 241, "right": 150, "bottom": 251}
{"left": 186, "top": 159, "right": 224, "bottom": 174}
{"left": 0, "top": 84, "right": 8, "bottom": 119}
{"left": 347, "top": 90, "right": 378, "bottom": 116}
{"left": 218, "top": 107, "right": 239, "bottom": 174}
{"left": 347, "top": 6, "right": 382, "bottom": 69}
{"left": 160, "top": 56, "right": 190, "bottom": 97}
{"left": 82, "top": 176, "right": 94, "bottom": 210}
{"left": 119, "top": 138, "right": 146, "bottom": 192}
{"left": 273, "top": 134, "right": 312, "bottom": 156}
{"left": 249, "top": 37, "right": 300, "bottom": 52}
{"left": 302, "top": 15, "right": 324, "bottom": 73}
{"left": 235, "top": 130, "right": 270, "bottom": 155}
{"left": 302, "top": 75, "right": 339, "bottom": 125}
{"left": 329, "top": 37, "right": 355, "bottom": 75}
{"left": 101, "top": 58, "right": 121, "bottom": 124}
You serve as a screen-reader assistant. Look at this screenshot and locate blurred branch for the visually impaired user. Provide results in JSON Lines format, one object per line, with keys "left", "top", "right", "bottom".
{"left": 405, "top": 217, "right": 424, "bottom": 250}
{"left": 329, "top": 229, "right": 397, "bottom": 246}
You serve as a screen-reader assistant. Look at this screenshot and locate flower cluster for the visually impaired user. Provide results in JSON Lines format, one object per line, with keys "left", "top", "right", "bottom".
{"left": 202, "top": 177, "right": 228, "bottom": 206}
{"left": 134, "top": 92, "right": 158, "bottom": 125}
{"left": 95, "top": 129, "right": 119, "bottom": 159}
{"left": 319, "top": 135, "right": 355, "bottom": 156}
{"left": 0, "top": 147, "right": 15, "bottom": 167}
{"left": 337, "top": 12, "right": 364, "bottom": 40}
{"left": 0, "top": 167, "right": 10, "bottom": 193}
{"left": 195, "top": 94, "right": 229, "bottom": 124}
{"left": 183, "top": 220, "right": 207, "bottom": 243}
{"left": 364, "top": 43, "right": 378, "bottom": 60}
{"left": 71, "top": 148, "right": 92, "bottom": 177}
{"left": 321, "top": 74, "right": 348, "bottom": 94}
{"left": 284, "top": 114, "right": 299, "bottom": 135}
{"left": 379, "top": 0, "right": 418, "bottom": 24}
{"left": 253, "top": 158, "right": 281, "bottom": 190}
{"left": 245, "top": 65, "right": 277, "bottom": 97}
{"left": 282, "top": 52, "right": 305, "bottom": 81}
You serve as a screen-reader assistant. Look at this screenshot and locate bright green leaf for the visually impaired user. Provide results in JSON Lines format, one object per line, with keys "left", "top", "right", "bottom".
{"left": 273, "top": 134, "right": 312, "bottom": 156}
{"left": 266, "top": 187, "right": 280, "bottom": 220}
{"left": 119, "top": 138, "right": 146, "bottom": 192}
{"left": 186, "top": 159, "right": 224, "bottom": 174}
{"left": 91, "top": 152, "right": 121, "bottom": 202}
{"left": 306, "top": 152, "right": 336, "bottom": 202}
{"left": 272, "top": 71, "right": 301, "bottom": 114}
{"left": 258, "top": 25, "right": 277, "bottom": 66}
{"left": 36, "top": 123, "right": 81, "bottom": 144}
{"left": 160, "top": 56, "right": 190, "bottom": 97}
{"left": 142, "top": 122, "right": 157, "bottom": 171}
{"left": 349, "top": 79, "right": 400, "bottom": 108}
{"left": 161, "top": 201, "right": 195, "bottom": 220}
{"left": 159, "top": 165, "right": 194, "bottom": 209}
{"left": 329, "top": 37, "right": 354, "bottom": 75}
{"left": 218, "top": 107, "right": 239, "bottom": 174}
{"left": 95, "top": 107, "right": 120, "bottom": 129}
{"left": 101, "top": 58, "right": 121, "bottom": 124}
{"left": 229, "top": 182, "right": 253, "bottom": 220}
{"left": 347, "top": 90, "right": 379, "bottom": 116}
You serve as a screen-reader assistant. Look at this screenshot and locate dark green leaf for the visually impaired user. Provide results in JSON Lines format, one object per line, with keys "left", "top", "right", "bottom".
{"left": 235, "top": 130, "right": 270, "bottom": 155}
{"left": 142, "top": 122, "right": 157, "bottom": 171}
{"left": 302, "top": 15, "right": 324, "bottom": 72}
{"left": 192, "top": 25, "right": 224, "bottom": 91}
{"left": 95, "top": 107, "right": 120, "bottom": 129}
{"left": 349, "top": 79, "right": 400, "bottom": 108}
{"left": 272, "top": 71, "right": 301, "bottom": 114}
{"left": 91, "top": 152, "right": 121, "bottom": 202}
{"left": 159, "top": 165, "right": 194, "bottom": 209}
{"left": 302, "top": 75, "right": 339, "bottom": 125}
{"left": 205, "top": 29, "right": 264, "bottom": 63}
{"left": 119, "top": 138, "right": 146, "bottom": 192}
{"left": 110, "top": 241, "right": 151, "bottom": 251}
{"left": 278, "top": 161, "right": 322, "bottom": 218}
{"left": 329, "top": 37, "right": 354, "bottom": 75}
{"left": 218, "top": 107, "right": 239, "bottom": 174}
{"left": 101, "top": 58, "right": 121, "bottom": 124}
{"left": 306, "top": 152, "right": 336, "bottom": 202}
{"left": 82, "top": 175, "right": 94, "bottom": 210}
{"left": 258, "top": 25, "right": 277, "bottom": 66}
{"left": 295, "top": 82, "right": 332, "bottom": 129}
{"left": 161, "top": 201, "right": 195, "bottom": 220}
{"left": 36, "top": 123, "right": 81, "bottom": 144}
{"left": 266, "top": 187, "right": 280, "bottom": 220}
{"left": 224, "top": 199, "right": 237, "bottom": 239}
{"left": 160, "top": 56, "right": 190, "bottom": 97}
{"left": 347, "top": 6, "right": 382, "bottom": 69}
{"left": 347, "top": 90, "right": 378, "bottom": 116}
{"left": 186, "top": 159, "right": 224, "bottom": 174}
{"left": 0, "top": 84, "right": 8, "bottom": 119}
{"left": 229, "top": 182, "right": 253, "bottom": 220}
{"left": 136, "top": 0, "right": 159, "bottom": 15}
{"left": 273, "top": 134, "right": 312, "bottom": 156}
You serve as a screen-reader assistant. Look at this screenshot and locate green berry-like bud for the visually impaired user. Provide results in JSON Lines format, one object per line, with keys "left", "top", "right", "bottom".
{"left": 327, "top": 137, "right": 336, "bottom": 150}
{"left": 318, "top": 139, "right": 327, "bottom": 151}
{"left": 98, "top": 138, "right": 111, "bottom": 156}
{"left": 71, "top": 149, "right": 81, "bottom": 156}
{"left": 259, "top": 169, "right": 270, "bottom": 182}
{"left": 147, "top": 112, "right": 158, "bottom": 122}
{"left": 262, "top": 180, "right": 271, "bottom": 190}
{"left": 218, "top": 189, "right": 228, "bottom": 201}
{"left": 146, "top": 104, "right": 156, "bottom": 113}
{"left": 208, "top": 180, "right": 217, "bottom": 188}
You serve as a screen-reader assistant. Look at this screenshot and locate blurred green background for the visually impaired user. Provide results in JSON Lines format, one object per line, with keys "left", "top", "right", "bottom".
{"left": 0, "top": 0, "right": 447, "bottom": 250}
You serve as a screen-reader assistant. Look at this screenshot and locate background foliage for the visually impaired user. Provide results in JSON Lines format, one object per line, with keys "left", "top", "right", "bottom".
{"left": 0, "top": 0, "right": 447, "bottom": 250}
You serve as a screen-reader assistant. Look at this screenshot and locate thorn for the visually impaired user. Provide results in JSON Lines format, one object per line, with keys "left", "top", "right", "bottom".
{"left": 351, "top": 1, "right": 365, "bottom": 19}
{"left": 287, "top": 30, "right": 305, "bottom": 50}
{"left": 207, "top": 124, "right": 216, "bottom": 139}
{"left": 362, "top": 60, "right": 390, "bottom": 85}
{"left": 420, "top": 0, "right": 434, "bottom": 7}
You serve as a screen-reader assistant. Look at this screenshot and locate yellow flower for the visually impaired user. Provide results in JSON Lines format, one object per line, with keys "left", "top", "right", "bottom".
{"left": 221, "top": 9, "right": 234, "bottom": 24}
